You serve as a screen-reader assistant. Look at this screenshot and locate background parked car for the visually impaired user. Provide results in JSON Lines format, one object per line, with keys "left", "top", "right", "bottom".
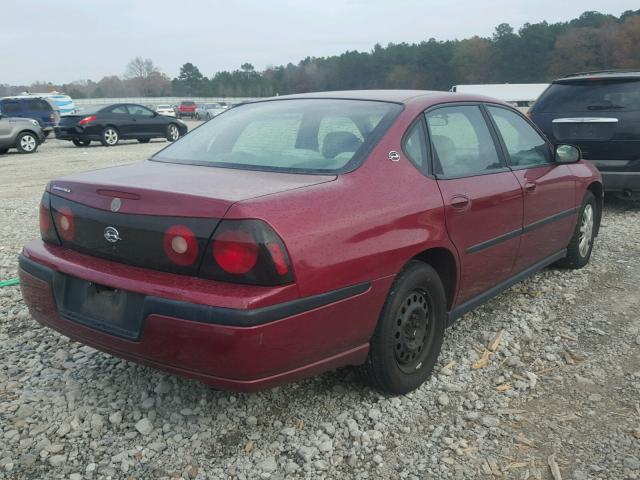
{"left": 529, "top": 70, "right": 640, "bottom": 195}
{"left": 0, "top": 96, "right": 57, "bottom": 137}
{"left": 155, "top": 104, "right": 176, "bottom": 117}
{"left": 0, "top": 112, "right": 45, "bottom": 154}
{"left": 195, "top": 102, "right": 227, "bottom": 120}
{"left": 176, "top": 100, "right": 197, "bottom": 119}
{"left": 54, "top": 103, "right": 187, "bottom": 147}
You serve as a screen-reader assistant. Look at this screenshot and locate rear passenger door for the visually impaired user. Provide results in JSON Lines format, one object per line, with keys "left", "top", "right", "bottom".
{"left": 486, "top": 106, "right": 576, "bottom": 272}
{"left": 427, "top": 105, "right": 524, "bottom": 304}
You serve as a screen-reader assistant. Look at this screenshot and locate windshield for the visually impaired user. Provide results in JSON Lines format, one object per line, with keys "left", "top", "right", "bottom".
{"left": 536, "top": 80, "right": 640, "bottom": 112}
{"left": 205, "top": 103, "right": 219, "bottom": 109}
{"left": 152, "top": 99, "right": 402, "bottom": 174}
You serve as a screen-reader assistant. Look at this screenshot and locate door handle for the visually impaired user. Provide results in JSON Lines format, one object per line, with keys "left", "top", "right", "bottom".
{"left": 450, "top": 194, "right": 470, "bottom": 211}
{"left": 524, "top": 182, "right": 537, "bottom": 193}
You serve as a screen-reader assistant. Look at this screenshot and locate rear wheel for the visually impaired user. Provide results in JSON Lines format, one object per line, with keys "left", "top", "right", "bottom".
{"left": 556, "top": 191, "right": 597, "bottom": 269}
{"left": 16, "top": 132, "right": 38, "bottom": 153}
{"left": 100, "top": 127, "right": 119, "bottom": 147}
{"left": 72, "top": 138, "right": 90, "bottom": 147}
{"left": 138, "top": 138, "right": 151, "bottom": 144}
{"left": 362, "top": 261, "right": 447, "bottom": 394}
{"left": 166, "top": 123, "right": 180, "bottom": 142}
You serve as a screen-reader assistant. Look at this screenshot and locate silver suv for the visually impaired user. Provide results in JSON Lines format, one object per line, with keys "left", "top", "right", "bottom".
{"left": 0, "top": 114, "right": 45, "bottom": 154}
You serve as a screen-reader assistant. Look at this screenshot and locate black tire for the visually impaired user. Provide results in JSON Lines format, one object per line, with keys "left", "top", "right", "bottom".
{"left": 362, "top": 261, "right": 447, "bottom": 394}
{"left": 138, "top": 138, "right": 151, "bottom": 144}
{"left": 16, "top": 132, "right": 39, "bottom": 154}
{"left": 166, "top": 123, "right": 180, "bottom": 142}
{"left": 195, "top": 113, "right": 200, "bottom": 120}
{"left": 72, "top": 138, "right": 90, "bottom": 147}
{"left": 100, "top": 127, "right": 119, "bottom": 147}
{"left": 556, "top": 191, "right": 597, "bottom": 269}
{"left": 206, "top": 113, "right": 211, "bottom": 120}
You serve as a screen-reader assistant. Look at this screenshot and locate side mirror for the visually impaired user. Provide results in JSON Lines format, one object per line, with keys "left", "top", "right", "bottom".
{"left": 555, "top": 144, "right": 580, "bottom": 164}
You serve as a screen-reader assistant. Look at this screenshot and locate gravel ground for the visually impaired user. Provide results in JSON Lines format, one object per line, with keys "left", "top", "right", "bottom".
{"left": 1, "top": 137, "right": 639, "bottom": 480}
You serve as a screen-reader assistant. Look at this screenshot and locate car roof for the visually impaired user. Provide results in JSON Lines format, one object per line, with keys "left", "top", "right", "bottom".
{"left": 252, "top": 89, "right": 509, "bottom": 108}
{"left": 555, "top": 69, "right": 640, "bottom": 83}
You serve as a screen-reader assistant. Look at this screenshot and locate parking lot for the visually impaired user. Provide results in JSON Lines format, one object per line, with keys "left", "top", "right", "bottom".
{"left": 1, "top": 134, "right": 639, "bottom": 479}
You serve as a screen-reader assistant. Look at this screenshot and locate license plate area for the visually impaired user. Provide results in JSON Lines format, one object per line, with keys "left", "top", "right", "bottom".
{"left": 58, "top": 274, "right": 145, "bottom": 341}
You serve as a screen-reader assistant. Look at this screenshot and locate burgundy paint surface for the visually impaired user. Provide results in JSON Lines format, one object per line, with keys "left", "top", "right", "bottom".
{"left": 19, "top": 91, "right": 602, "bottom": 391}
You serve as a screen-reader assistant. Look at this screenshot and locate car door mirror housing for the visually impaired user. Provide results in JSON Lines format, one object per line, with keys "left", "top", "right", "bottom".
{"left": 555, "top": 144, "right": 581, "bottom": 164}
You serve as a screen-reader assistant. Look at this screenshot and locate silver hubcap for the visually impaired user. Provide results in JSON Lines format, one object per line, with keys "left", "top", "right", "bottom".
{"left": 578, "top": 204, "right": 594, "bottom": 257}
{"left": 20, "top": 135, "right": 36, "bottom": 151}
{"left": 169, "top": 125, "right": 179, "bottom": 140}
{"left": 104, "top": 129, "right": 118, "bottom": 145}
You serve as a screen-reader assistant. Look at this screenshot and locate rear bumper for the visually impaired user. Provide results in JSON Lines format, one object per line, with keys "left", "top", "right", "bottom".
{"left": 600, "top": 171, "right": 640, "bottom": 192}
{"left": 54, "top": 126, "right": 100, "bottom": 141}
{"left": 18, "top": 242, "right": 388, "bottom": 392}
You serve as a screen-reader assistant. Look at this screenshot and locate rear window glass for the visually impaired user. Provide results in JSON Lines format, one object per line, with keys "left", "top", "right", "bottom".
{"left": 536, "top": 80, "right": 640, "bottom": 113}
{"left": 1, "top": 101, "right": 21, "bottom": 114}
{"left": 181, "top": 101, "right": 195, "bottom": 106}
{"left": 152, "top": 99, "right": 402, "bottom": 174}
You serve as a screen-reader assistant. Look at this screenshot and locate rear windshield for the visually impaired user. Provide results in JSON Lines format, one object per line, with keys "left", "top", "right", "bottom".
{"left": 181, "top": 101, "right": 195, "bottom": 106}
{"left": 152, "top": 99, "right": 402, "bottom": 174}
{"left": 536, "top": 80, "right": 640, "bottom": 113}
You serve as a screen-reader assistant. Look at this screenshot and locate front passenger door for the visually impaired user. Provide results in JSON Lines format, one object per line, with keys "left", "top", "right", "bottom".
{"left": 427, "top": 105, "right": 524, "bottom": 304}
{"left": 486, "top": 106, "right": 576, "bottom": 272}
{"left": 127, "top": 104, "right": 159, "bottom": 137}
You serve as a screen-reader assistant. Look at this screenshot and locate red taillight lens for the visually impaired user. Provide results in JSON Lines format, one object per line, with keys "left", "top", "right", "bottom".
{"left": 201, "top": 220, "right": 294, "bottom": 285}
{"left": 39, "top": 192, "right": 60, "bottom": 244}
{"left": 78, "top": 115, "right": 96, "bottom": 126}
{"left": 213, "top": 229, "right": 259, "bottom": 274}
{"left": 54, "top": 206, "right": 75, "bottom": 241}
{"left": 163, "top": 225, "right": 199, "bottom": 266}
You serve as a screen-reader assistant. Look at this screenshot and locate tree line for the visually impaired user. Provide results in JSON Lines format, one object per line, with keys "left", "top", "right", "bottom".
{"left": 1, "top": 9, "right": 639, "bottom": 99}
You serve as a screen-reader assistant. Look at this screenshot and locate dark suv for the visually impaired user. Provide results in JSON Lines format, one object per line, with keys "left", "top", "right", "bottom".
{"left": 529, "top": 70, "right": 640, "bottom": 194}
{"left": 0, "top": 97, "right": 58, "bottom": 137}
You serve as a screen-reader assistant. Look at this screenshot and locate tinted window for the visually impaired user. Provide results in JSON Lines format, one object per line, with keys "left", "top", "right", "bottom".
{"left": 128, "top": 105, "right": 154, "bottom": 117}
{"left": 153, "top": 99, "right": 402, "bottom": 173}
{"left": 425, "top": 106, "right": 502, "bottom": 176}
{"left": 110, "top": 105, "right": 129, "bottom": 114}
{"left": 181, "top": 101, "right": 195, "bottom": 106}
{"left": 536, "top": 80, "right": 640, "bottom": 113}
{"left": 488, "top": 107, "right": 551, "bottom": 167}
{"left": 403, "top": 121, "right": 428, "bottom": 171}
{"left": 1, "top": 101, "right": 21, "bottom": 114}
{"left": 26, "top": 99, "right": 52, "bottom": 111}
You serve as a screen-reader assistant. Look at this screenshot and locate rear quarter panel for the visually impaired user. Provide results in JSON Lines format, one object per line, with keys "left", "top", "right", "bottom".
{"left": 225, "top": 107, "right": 457, "bottom": 299}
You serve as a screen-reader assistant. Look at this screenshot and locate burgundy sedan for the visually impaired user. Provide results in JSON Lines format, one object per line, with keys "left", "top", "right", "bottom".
{"left": 19, "top": 91, "right": 602, "bottom": 394}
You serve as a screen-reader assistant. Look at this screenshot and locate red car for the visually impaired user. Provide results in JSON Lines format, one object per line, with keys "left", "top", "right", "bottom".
{"left": 19, "top": 91, "right": 602, "bottom": 394}
{"left": 176, "top": 100, "right": 197, "bottom": 119}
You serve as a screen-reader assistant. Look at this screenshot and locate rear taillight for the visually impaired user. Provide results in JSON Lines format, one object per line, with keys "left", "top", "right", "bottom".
{"left": 163, "top": 225, "right": 199, "bottom": 266}
{"left": 39, "top": 192, "right": 60, "bottom": 245}
{"left": 50, "top": 112, "right": 57, "bottom": 124}
{"left": 200, "top": 220, "right": 294, "bottom": 285}
{"left": 79, "top": 115, "right": 96, "bottom": 126}
{"left": 54, "top": 206, "right": 75, "bottom": 241}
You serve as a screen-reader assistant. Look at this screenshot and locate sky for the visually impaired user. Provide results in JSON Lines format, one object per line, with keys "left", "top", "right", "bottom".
{"left": 2, "top": 0, "right": 638, "bottom": 85}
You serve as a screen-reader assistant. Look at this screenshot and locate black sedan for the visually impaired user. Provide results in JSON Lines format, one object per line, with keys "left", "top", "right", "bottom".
{"left": 54, "top": 103, "right": 188, "bottom": 147}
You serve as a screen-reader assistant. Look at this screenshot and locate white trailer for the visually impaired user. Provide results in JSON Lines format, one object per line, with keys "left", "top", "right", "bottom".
{"left": 450, "top": 83, "right": 549, "bottom": 111}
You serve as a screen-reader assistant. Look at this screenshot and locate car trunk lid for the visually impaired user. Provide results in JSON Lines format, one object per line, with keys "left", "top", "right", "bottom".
{"left": 46, "top": 161, "right": 335, "bottom": 275}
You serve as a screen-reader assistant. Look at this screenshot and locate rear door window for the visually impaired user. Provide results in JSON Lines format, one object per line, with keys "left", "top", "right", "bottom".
{"left": 425, "top": 105, "right": 502, "bottom": 177}
{"left": 26, "top": 99, "right": 52, "bottom": 111}
{"left": 487, "top": 106, "right": 551, "bottom": 167}
{"left": 1, "top": 101, "right": 21, "bottom": 114}
{"left": 536, "top": 80, "right": 640, "bottom": 113}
